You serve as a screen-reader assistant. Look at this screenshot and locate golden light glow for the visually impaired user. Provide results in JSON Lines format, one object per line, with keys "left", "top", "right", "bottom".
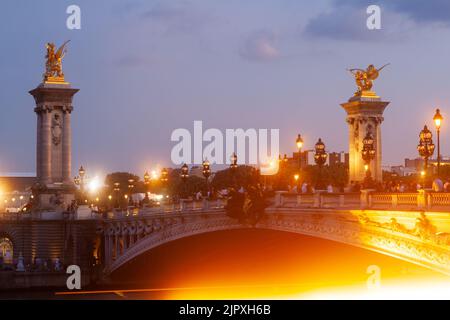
{"left": 260, "top": 157, "right": 279, "bottom": 176}
{"left": 108, "top": 195, "right": 112, "bottom": 200}
{"left": 421, "top": 170, "right": 426, "bottom": 177}
{"left": 435, "top": 119, "right": 441, "bottom": 128}
{"left": 296, "top": 134, "right": 304, "bottom": 150}
{"left": 364, "top": 164, "right": 369, "bottom": 171}
{"left": 294, "top": 174, "right": 300, "bottom": 181}
{"left": 434, "top": 108, "right": 443, "bottom": 129}
{"left": 151, "top": 170, "right": 160, "bottom": 180}
{"left": 88, "top": 176, "right": 101, "bottom": 194}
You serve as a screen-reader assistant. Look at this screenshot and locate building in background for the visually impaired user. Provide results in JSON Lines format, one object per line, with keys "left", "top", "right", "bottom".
{"left": 0, "top": 173, "right": 36, "bottom": 212}
{"left": 281, "top": 151, "right": 349, "bottom": 170}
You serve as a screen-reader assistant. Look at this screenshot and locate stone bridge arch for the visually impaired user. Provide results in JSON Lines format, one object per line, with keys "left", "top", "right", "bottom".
{"left": 100, "top": 208, "right": 450, "bottom": 275}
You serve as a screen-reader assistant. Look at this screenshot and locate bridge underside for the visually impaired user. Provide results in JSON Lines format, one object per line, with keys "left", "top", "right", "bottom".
{"left": 101, "top": 209, "right": 450, "bottom": 276}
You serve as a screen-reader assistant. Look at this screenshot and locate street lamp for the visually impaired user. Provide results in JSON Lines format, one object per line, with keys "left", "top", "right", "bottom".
{"left": 202, "top": 159, "right": 211, "bottom": 196}
{"left": 74, "top": 165, "right": 87, "bottom": 203}
{"left": 160, "top": 168, "right": 169, "bottom": 184}
{"left": 433, "top": 108, "right": 443, "bottom": 177}
{"left": 74, "top": 166, "right": 86, "bottom": 190}
{"left": 143, "top": 171, "right": 151, "bottom": 204}
{"left": 144, "top": 171, "right": 151, "bottom": 185}
{"left": 314, "top": 138, "right": 328, "bottom": 190}
{"left": 180, "top": 164, "right": 189, "bottom": 198}
{"left": 230, "top": 152, "right": 238, "bottom": 170}
{"left": 113, "top": 182, "right": 120, "bottom": 208}
{"left": 230, "top": 153, "right": 238, "bottom": 187}
{"left": 362, "top": 132, "right": 376, "bottom": 188}
{"left": 417, "top": 125, "right": 435, "bottom": 188}
{"left": 181, "top": 164, "right": 189, "bottom": 181}
{"left": 294, "top": 174, "right": 300, "bottom": 192}
{"left": 296, "top": 134, "right": 304, "bottom": 171}
{"left": 128, "top": 178, "right": 135, "bottom": 205}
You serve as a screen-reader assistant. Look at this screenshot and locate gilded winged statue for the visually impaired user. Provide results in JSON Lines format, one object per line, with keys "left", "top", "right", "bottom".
{"left": 43, "top": 41, "right": 70, "bottom": 82}
{"left": 348, "top": 63, "right": 389, "bottom": 95}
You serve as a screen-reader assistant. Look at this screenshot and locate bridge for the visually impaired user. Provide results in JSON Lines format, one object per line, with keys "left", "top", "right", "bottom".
{"left": 99, "top": 191, "right": 450, "bottom": 276}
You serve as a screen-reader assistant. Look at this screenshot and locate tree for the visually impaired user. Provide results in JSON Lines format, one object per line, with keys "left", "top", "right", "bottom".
{"left": 104, "top": 172, "right": 142, "bottom": 194}
{"left": 211, "top": 166, "right": 260, "bottom": 190}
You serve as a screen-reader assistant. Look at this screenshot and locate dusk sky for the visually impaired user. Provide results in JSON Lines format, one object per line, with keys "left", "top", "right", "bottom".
{"left": 2, "top": 0, "right": 450, "bottom": 176}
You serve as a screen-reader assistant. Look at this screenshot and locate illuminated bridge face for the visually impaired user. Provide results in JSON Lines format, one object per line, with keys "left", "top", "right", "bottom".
{"left": 100, "top": 206, "right": 450, "bottom": 276}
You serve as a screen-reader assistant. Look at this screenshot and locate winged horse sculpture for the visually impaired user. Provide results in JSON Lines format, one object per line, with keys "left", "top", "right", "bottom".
{"left": 44, "top": 40, "right": 70, "bottom": 82}
{"left": 347, "top": 63, "right": 389, "bottom": 95}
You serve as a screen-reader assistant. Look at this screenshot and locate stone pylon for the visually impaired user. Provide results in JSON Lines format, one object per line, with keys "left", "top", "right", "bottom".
{"left": 29, "top": 82, "right": 79, "bottom": 210}
{"left": 341, "top": 91, "right": 389, "bottom": 183}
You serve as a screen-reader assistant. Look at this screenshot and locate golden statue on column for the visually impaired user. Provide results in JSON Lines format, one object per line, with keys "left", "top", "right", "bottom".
{"left": 43, "top": 41, "right": 70, "bottom": 83}
{"left": 341, "top": 63, "right": 390, "bottom": 184}
{"left": 348, "top": 64, "right": 389, "bottom": 96}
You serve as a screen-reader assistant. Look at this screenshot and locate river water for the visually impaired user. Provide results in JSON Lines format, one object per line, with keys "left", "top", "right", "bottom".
{"left": 93, "top": 229, "right": 450, "bottom": 299}
{"left": 3, "top": 229, "right": 448, "bottom": 299}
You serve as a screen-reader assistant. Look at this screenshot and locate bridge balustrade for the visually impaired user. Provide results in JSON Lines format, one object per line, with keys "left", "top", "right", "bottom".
{"left": 275, "top": 190, "right": 450, "bottom": 211}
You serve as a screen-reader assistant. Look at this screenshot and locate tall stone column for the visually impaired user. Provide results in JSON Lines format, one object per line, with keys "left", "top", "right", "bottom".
{"left": 62, "top": 107, "right": 73, "bottom": 184}
{"left": 341, "top": 94, "right": 389, "bottom": 184}
{"left": 30, "top": 83, "right": 79, "bottom": 210}
{"left": 41, "top": 107, "right": 52, "bottom": 185}
{"left": 36, "top": 112, "right": 42, "bottom": 180}
{"left": 375, "top": 117, "right": 384, "bottom": 181}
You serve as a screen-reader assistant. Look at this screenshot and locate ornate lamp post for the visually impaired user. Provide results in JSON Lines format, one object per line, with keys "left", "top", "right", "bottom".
{"left": 113, "top": 182, "right": 120, "bottom": 208}
{"left": 159, "top": 168, "right": 169, "bottom": 201}
{"left": 294, "top": 174, "right": 300, "bottom": 192}
{"left": 74, "top": 166, "right": 86, "bottom": 190}
{"left": 74, "top": 165, "right": 86, "bottom": 203}
{"left": 202, "top": 159, "right": 211, "bottom": 196}
{"left": 296, "top": 134, "right": 304, "bottom": 171}
{"left": 160, "top": 168, "right": 169, "bottom": 184}
{"left": 314, "top": 138, "right": 328, "bottom": 190}
{"left": 128, "top": 178, "right": 135, "bottom": 205}
{"left": 417, "top": 125, "right": 435, "bottom": 188}
{"left": 230, "top": 153, "right": 238, "bottom": 170}
{"left": 230, "top": 153, "right": 238, "bottom": 187}
{"left": 181, "top": 164, "right": 189, "bottom": 181}
{"left": 362, "top": 132, "right": 376, "bottom": 188}
{"left": 143, "top": 171, "right": 151, "bottom": 203}
{"left": 144, "top": 171, "right": 151, "bottom": 186}
{"left": 180, "top": 164, "right": 189, "bottom": 198}
{"left": 433, "top": 109, "right": 443, "bottom": 177}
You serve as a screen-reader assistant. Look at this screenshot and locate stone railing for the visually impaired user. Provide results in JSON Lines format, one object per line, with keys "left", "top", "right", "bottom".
{"left": 106, "top": 198, "right": 227, "bottom": 219}
{"left": 275, "top": 190, "right": 450, "bottom": 211}
{"left": 274, "top": 191, "right": 361, "bottom": 209}
{"left": 4, "top": 191, "right": 450, "bottom": 221}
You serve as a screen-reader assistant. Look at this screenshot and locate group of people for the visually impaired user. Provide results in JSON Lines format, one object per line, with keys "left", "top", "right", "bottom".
{"left": 283, "top": 179, "right": 450, "bottom": 194}
{"left": 361, "top": 179, "right": 450, "bottom": 193}
{"left": 287, "top": 182, "right": 344, "bottom": 194}
{"left": 225, "top": 184, "right": 267, "bottom": 225}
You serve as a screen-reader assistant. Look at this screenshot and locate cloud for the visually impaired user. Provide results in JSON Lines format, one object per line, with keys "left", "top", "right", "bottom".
{"left": 239, "top": 31, "right": 280, "bottom": 62}
{"left": 115, "top": 55, "right": 147, "bottom": 68}
{"left": 304, "top": 7, "right": 376, "bottom": 41}
{"left": 336, "top": 0, "right": 450, "bottom": 25}
{"left": 140, "top": 1, "right": 213, "bottom": 34}
{"left": 304, "top": 0, "right": 450, "bottom": 42}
